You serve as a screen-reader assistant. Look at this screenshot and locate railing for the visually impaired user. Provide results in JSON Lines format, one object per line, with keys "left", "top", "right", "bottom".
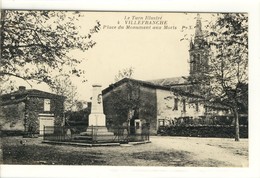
{"left": 43, "top": 125, "right": 150, "bottom": 144}
{"left": 43, "top": 126, "right": 81, "bottom": 142}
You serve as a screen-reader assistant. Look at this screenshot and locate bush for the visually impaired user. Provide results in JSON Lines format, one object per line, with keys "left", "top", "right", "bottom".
{"left": 158, "top": 125, "right": 248, "bottom": 138}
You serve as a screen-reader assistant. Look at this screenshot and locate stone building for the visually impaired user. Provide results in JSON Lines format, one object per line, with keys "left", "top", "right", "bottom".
{"left": 102, "top": 78, "right": 230, "bottom": 135}
{"left": 0, "top": 86, "right": 65, "bottom": 135}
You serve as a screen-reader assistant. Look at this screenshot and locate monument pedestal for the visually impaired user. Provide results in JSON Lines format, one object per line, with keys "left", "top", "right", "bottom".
{"left": 81, "top": 113, "right": 113, "bottom": 136}
{"left": 88, "top": 113, "right": 106, "bottom": 126}
{"left": 80, "top": 126, "right": 114, "bottom": 136}
{"left": 79, "top": 84, "right": 114, "bottom": 141}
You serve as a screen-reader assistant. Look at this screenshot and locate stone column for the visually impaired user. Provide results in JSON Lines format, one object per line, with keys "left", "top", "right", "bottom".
{"left": 82, "top": 84, "right": 113, "bottom": 136}
{"left": 88, "top": 84, "right": 106, "bottom": 126}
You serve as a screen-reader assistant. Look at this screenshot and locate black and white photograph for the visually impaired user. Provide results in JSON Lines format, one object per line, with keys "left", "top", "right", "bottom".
{"left": 0, "top": 0, "right": 259, "bottom": 178}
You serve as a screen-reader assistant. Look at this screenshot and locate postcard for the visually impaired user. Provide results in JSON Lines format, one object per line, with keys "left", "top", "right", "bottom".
{"left": 0, "top": 0, "right": 259, "bottom": 178}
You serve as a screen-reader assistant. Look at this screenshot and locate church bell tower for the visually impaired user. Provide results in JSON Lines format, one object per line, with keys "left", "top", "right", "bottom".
{"left": 189, "top": 14, "right": 209, "bottom": 76}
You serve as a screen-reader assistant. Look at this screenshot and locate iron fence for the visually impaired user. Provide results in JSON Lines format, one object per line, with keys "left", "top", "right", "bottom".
{"left": 43, "top": 125, "right": 150, "bottom": 144}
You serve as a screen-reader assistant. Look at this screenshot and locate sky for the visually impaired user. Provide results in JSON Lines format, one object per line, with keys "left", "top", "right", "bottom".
{"left": 7, "top": 12, "right": 214, "bottom": 101}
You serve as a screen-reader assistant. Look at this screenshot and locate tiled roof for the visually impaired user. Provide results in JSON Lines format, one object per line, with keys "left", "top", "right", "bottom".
{"left": 147, "top": 76, "right": 189, "bottom": 86}
{"left": 0, "top": 89, "right": 65, "bottom": 105}
{"left": 102, "top": 78, "right": 171, "bottom": 95}
{"left": 102, "top": 78, "right": 201, "bottom": 99}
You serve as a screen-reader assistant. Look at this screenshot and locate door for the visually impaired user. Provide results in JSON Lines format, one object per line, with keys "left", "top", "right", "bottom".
{"left": 39, "top": 116, "right": 54, "bottom": 135}
{"left": 134, "top": 119, "right": 142, "bottom": 134}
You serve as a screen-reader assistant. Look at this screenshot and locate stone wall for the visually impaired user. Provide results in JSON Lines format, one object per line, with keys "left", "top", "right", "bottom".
{"left": 103, "top": 82, "right": 158, "bottom": 134}
{"left": 26, "top": 96, "right": 64, "bottom": 133}
{"left": 0, "top": 102, "right": 25, "bottom": 131}
{"left": 0, "top": 96, "right": 64, "bottom": 134}
{"left": 139, "top": 86, "right": 157, "bottom": 134}
{"left": 156, "top": 89, "right": 204, "bottom": 126}
{"left": 26, "top": 97, "right": 43, "bottom": 133}
{"left": 103, "top": 82, "right": 129, "bottom": 127}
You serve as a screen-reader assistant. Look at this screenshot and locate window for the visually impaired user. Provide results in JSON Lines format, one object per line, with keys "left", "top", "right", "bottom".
{"left": 136, "top": 122, "right": 140, "bottom": 129}
{"left": 195, "top": 102, "right": 199, "bottom": 112}
{"left": 190, "top": 55, "right": 194, "bottom": 73}
{"left": 159, "top": 120, "right": 165, "bottom": 126}
{"left": 182, "top": 99, "right": 186, "bottom": 112}
{"left": 197, "top": 54, "right": 201, "bottom": 71}
{"left": 44, "top": 99, "right": 51, "bottom": 111}
{"left": 197, "top": 54, "right": 201, "bottom": 64}
{"left": 204, "top": 106, "right": 208, "bottom": 113}
{"left": 173, "top": 98, "right": 178, "bottom": 110}
{"left": 193, "top": 55, "right": 197, "bottom": 72}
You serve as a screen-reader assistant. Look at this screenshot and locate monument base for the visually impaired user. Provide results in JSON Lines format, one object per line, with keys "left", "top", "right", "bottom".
{"left": 73, "top": 84, "right": 116, "bottom": 143}
{"left": 80, "top": 126, "right": 114, "bottom": 136}
{"left": 77, "top": 126, "right": 114, "bottom": 142}
{"left": 88, "top": 113, "right": 106, "bottom": 126}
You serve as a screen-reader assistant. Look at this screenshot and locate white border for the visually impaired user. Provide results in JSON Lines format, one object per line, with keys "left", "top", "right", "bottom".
{"left": 1, "top": 0, "right": 258, "bottom": 12}
{"left": 1, "top": 0, "right": 260, "bottom": 178}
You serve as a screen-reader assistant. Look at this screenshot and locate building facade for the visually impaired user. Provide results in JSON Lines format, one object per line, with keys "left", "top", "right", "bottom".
{"left": 102, "top": 78, "right": 231, "bottom": 135}
{"left": 0, "top": 86, "right": 65, "bottom": 135}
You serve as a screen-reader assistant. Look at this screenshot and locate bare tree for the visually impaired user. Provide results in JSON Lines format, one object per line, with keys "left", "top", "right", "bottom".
{"left": 114, "top": 67, "right": 134, "bottom": 82}
{"left": 49, "top": 75, "right": 78, "bottom": 111}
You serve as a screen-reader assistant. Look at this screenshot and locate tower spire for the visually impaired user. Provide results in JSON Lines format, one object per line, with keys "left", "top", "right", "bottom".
{"left": 189, "top": 37, "right": 193, "bottom": 49}
{"left": 195, "top": 13, "right": 203, "bottom": 39}
{"left": 189, "top": 14, "right": 209, "bottom": 76}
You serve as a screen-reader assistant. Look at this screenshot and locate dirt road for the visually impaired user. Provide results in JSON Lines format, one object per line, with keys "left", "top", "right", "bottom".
{"left": 150, "top": 136, "right": 248, "bottom": 167}
{"left": 1, "top": 136, "right": 248, "bottom": 167}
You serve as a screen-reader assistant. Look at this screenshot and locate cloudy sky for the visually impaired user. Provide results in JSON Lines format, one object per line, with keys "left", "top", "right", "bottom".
{"left": 11, "top": 12, "right": 214, "bottom": 101}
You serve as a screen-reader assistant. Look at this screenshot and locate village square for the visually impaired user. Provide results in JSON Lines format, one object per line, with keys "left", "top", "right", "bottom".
{"left": 0, "top": 10, "right": 248, "bottom": 167}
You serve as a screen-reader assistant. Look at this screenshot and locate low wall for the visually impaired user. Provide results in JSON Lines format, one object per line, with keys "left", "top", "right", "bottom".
{"left": 158, "top": 125, "right": 248, "bottom": 138}
{"left": 0, "top": 130, "right": 25, "bottom": 137}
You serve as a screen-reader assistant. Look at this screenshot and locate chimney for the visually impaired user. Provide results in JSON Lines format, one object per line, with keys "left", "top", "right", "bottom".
{"left": 18, "top": 86, "right": 26, "bottom": 92}
{"left": 87, "top": 102, "right": 92, "bottom": 109}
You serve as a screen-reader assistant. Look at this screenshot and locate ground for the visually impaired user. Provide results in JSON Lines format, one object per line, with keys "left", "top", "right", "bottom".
{"left": 0, "top": 136, "right": 248, "bottom": 167}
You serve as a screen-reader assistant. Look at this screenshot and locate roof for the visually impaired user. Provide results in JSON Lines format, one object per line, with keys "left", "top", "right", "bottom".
{"left": 102, "top": 78, "right": 171, "bottom": 95}
{"left": 102, "top": 78, "right": 231, "bottom": 110}
{"left": 0, "top": 89, "right": 65, "bottom": 105}
{"left": 147, "top": 76, "right": 189, "bottom": 86}
{"left": 102, "top": 78, "right": 202, "bottom": 99}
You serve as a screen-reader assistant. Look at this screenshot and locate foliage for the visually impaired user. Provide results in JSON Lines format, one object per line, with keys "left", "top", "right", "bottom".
{"left": 0, "top": 10, "right": 100, "bottom": 85}
{"left": 0, "top": 77, "right": 17, "bottom": 94}
{"left": 108, "top": 80, "right": 141, "bottom": 127}
{"left": 0, "top": 102, "right": 25, "bottom": 130}
{"left": 158, "top": 125, "right": 248, "bottom": 138}
{"left": 64, "top": 107, "right": 90, "bottom": 127}
{"left": 206, "top": 13, "right": 248, "bottom": 102}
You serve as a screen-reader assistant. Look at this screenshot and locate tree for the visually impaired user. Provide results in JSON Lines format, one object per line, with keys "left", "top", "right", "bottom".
{"left": 115, "top": 68, "right": 138, "bottom": 132}
{"left": 107, "top": 79, "right": 141, "bottom": 133}
{"left": 49, "top": 75, "right": 78, "bottom": 111}
{"left": 0, "top": 10, "right": 100, "bottom": 85}
{"left": 0, "top": 77, "right": 17, "bottom": 95}
{"left": 114, "top": 67, "right": 134, "bottom": 82}
{"left": 189, "top": 13, "right": 248, "bottom": 141}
